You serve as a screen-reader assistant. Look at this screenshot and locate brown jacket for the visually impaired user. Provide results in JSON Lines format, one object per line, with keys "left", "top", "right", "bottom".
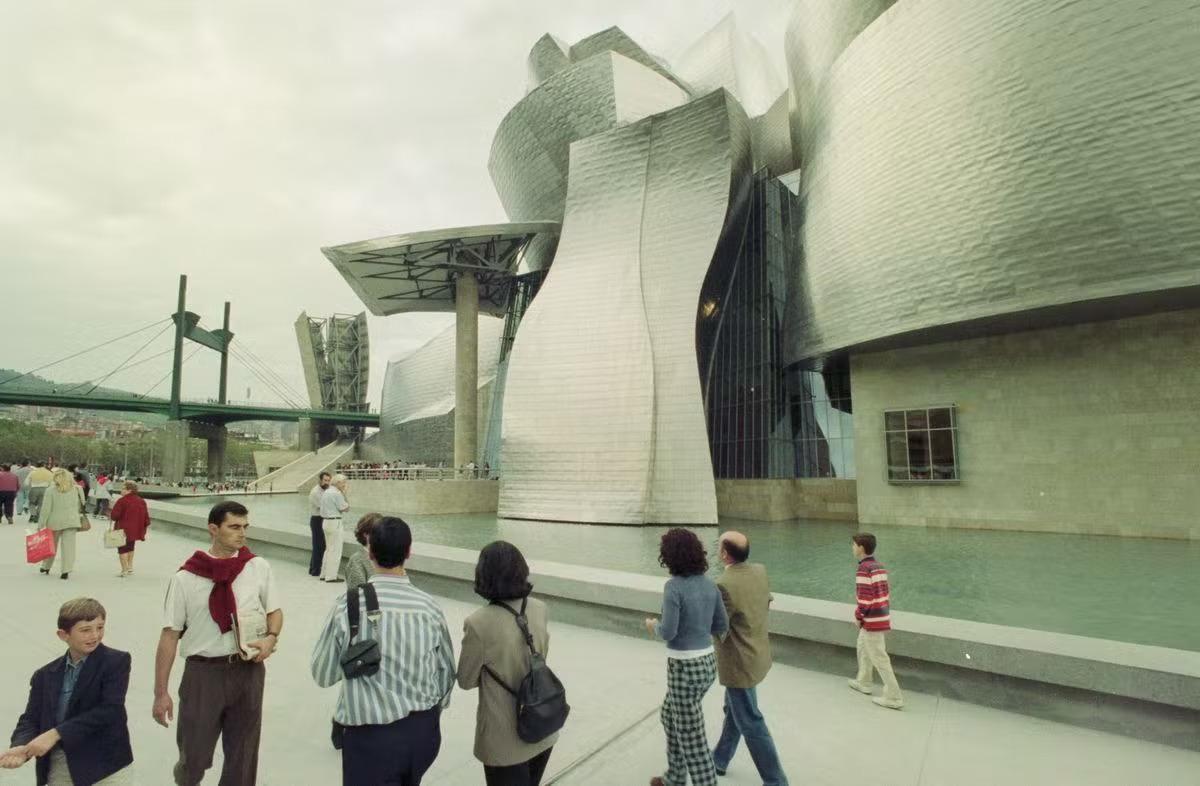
{"left": 457, "top": 597, "right": 558, "bottom": 767}
{"left": 714, "top": 562, "right": 773, "bottom": 688}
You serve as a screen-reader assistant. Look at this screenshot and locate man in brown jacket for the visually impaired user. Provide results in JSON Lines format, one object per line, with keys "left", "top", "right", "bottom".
{"left": 711, "top": 532, "right": 790, "bottom": 786}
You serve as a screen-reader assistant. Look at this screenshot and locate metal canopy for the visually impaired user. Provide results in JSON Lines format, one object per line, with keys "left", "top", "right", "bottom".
{"left": 322, "top": 221, "right": 560, "bottom": 316}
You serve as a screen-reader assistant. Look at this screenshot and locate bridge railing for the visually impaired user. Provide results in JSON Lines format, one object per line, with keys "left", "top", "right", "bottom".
{"left": 335, "top": 466, "right": 497, "bottom": 482}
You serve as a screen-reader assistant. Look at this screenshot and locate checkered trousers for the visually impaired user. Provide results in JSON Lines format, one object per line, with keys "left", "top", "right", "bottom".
{"left": 660, "top": 653, "right": 718, "bottom": 786}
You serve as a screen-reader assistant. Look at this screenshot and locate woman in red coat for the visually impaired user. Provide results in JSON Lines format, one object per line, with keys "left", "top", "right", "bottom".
{"left": 109, "top": 480, "right": 150, "bottom": 577}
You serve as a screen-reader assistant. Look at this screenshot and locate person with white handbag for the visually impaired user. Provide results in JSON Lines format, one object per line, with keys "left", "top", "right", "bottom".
{"left": 108, "top": 481, "right": 150, "bottom": 577}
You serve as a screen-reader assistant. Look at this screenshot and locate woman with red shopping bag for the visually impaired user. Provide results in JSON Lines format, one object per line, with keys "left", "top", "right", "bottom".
{"left": 35, "top": 469, "right": 86, "bottom": 580}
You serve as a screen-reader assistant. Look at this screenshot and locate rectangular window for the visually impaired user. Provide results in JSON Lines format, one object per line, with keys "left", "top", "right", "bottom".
{"left": 884, "top": 405, "right": 958, "bottom": 483}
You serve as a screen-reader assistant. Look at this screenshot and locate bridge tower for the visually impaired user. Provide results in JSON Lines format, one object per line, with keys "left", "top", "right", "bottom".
{"left": 160, "top": 274, "right": 235, "bottom": 484}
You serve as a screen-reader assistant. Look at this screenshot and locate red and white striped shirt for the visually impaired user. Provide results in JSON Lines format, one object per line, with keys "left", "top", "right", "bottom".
{"left": 855, "top": 557, "right": 891, "bottom": 632}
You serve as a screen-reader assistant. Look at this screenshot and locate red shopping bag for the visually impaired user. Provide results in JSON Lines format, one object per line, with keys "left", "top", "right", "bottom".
{"left": 26, "top": 529, "right": 55, "bottom": 564}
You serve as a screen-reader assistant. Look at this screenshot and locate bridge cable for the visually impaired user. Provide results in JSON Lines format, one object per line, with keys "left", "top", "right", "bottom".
{"left": 227, "top": 349, "right": 305, "bottom": 408}
{"left": 66, "top": 321, "right": 175, "bottom": 396}
{"left": 232, "top": 341, "right": 308, "bottom": 404}
{"left": 137, "top": 344, "right": 203, "bottom": 399}
{"left": 0, "top": 317, "right": 173, "bottom": 388}
{"left": 234, "top": 339, "right": 308, "bottom": 401}
{"left": 227, "top": 349, "right": 301, "bottom": 407}
{"left": 229, "top": 345, "right": 308, "bottom": 408}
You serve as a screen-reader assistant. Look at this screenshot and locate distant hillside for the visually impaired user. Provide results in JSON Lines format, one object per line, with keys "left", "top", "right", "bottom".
{"left": 0, "top": 368, "right": 168, "bottom": 426}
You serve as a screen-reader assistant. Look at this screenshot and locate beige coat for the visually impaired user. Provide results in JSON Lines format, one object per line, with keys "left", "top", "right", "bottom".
{"left": 457, "top": 597, "right": 558, "bottom": 767}
{"left": 715, "top": 562, "right": 773, "bottom": 688}
{"left": 39, "top": 485, "right": 84, "bottom": 532}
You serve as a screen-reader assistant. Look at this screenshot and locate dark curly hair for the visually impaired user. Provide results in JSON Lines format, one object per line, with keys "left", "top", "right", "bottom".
{"left": 474, "top": 541, "right": 533, "bottom": 601}
{"left": 354, "top": 512, "right": 383, "bottom": 546}
{"left": 658, "top": 528, "right": 708, "bottom": 576}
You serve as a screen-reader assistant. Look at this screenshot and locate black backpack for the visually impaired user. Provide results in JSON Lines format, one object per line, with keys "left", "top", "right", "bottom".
{"left": 483, "top": 597, "right": 570, "bottom": 744}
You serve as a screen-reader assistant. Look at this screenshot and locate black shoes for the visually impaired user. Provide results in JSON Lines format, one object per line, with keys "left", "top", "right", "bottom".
{"left": 39, "top": 568, "right": 50, "bottom": 575}
{"left": 60, "top": 573, "right": 69, "bottom": 580}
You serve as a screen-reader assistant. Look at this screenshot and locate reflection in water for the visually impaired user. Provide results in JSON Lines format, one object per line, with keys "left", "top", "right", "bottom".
{"left": 172, "top": 494, "right": 1199, "bottom": 652}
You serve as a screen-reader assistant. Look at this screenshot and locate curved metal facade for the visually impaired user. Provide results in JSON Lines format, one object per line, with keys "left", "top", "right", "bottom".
{"left": 498, "top": 90, "right": 753, "bottom": 524}
{"left": 786, "top": 0, "right": 1200, "bottom": 366}
{"left": 783, "top": 0, "right": 894, "bottom": 163}
{"left": 378, "top": 317, "right": 504, "bottom": 462}
{"left": 489, "top": 51, "right": 688, "bottom": 271}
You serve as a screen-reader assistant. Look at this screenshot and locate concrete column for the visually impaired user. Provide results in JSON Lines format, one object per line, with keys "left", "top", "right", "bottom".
{"left": 159, "top": 421, "right": 190, "bottom": 484}
{"left": 454, "top": 273, "right": 479, "bottom": 468}
{"left": 206, "top": 426, "right": 227, "bottom": 483}
{"left": 297, "top": 418, "right": 317, "bottom": 453}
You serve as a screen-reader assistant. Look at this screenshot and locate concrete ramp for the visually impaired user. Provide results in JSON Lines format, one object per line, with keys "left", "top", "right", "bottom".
{"left": 247, "top": 439, "right": 355, "bottom": 493}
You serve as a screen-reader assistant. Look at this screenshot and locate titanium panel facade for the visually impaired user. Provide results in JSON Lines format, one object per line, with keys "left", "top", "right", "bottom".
{"left": 378, "top": 316, "right": 504, "bottom": 462}
{"left": 498, "top": 90, "right": 752, "bottom": 524}
{"left": 672, "top": 14, "right": 784, "bottom": 117}
{"left": 783, "top": 0, "right": 895, "bottom": 163}
{"left": 786, "top": 0, "right": 1200, "bottom": 366}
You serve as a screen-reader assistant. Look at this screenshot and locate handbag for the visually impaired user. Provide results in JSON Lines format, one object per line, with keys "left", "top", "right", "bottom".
{"left": 104, "top": 528, "right": 128, "bottom": 549}
{"left": 79, "top": 515, "right": 92, "bottom": 532}
{"left": 339, "top": 584, "right": 381, "bottom": 679}
{"left": 26, "top": 529, "right": 56, "bottom": 563}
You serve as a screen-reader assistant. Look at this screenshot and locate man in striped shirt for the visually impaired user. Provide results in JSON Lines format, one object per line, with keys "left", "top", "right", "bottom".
{"left": 310, "top": 516, "right": 456, "bottom": 784}
{"left": 846, "top": 533, "right": 904, "bottom": 709}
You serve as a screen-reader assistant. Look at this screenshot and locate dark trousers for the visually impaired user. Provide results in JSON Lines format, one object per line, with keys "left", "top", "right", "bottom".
{"left": 484, "top": 747, "right": 553, "bottom": 786}
{"left": 308, "top": 515, "right": 325, "bottom": 576}
{"left": 0, "top": 491, "right": 14, "bottom": 521}
{"left": 342, "top": 708, "right": 441, "bottom": 786}
{"left": 174, "top": 658, "right": 266, "bottom": 786}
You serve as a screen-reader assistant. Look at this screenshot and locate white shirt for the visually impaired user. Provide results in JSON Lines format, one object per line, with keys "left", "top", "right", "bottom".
{"left": 320, "top": 487, "right": 348, "bottom": 519}
{"left": 308, "top": 484, "right": 326, "bottom": 516}
{"left": 163, "top": 556, "right": 280, "bottom": 658}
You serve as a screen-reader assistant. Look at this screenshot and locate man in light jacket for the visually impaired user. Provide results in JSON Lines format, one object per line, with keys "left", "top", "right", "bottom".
{"left": 711, "top": 531, "right": 789, "bottom": 786}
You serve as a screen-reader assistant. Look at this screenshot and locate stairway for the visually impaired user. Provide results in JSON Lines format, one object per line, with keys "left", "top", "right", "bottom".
{"left": 247, "top": 439, "right": 355, "bottom": 493}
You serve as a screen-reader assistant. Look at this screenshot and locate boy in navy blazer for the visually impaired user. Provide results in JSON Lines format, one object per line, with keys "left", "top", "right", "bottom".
{"left": 1, "top": 598, "right": 133, "bottom": 785}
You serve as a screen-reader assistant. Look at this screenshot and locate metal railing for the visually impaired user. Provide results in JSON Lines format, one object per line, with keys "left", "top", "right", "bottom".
{"left": 335, "top": 466, "right": 497, "bottom": 482}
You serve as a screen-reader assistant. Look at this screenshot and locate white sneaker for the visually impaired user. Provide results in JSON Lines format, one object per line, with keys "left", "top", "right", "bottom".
{"left": 872, "top": 697, "right": 904, "bottom": 710}
{"left": 847, "top": 679, "right": 873, "bottom": 695}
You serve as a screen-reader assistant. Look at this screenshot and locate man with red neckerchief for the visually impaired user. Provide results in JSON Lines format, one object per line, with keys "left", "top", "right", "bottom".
{"left": 152, "top": 500, "right": 284, "bottom": 786}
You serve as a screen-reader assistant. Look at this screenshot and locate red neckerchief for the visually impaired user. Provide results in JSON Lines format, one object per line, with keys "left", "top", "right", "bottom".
{"left": 180, "top": 547, "right": 257, "bottom": 633}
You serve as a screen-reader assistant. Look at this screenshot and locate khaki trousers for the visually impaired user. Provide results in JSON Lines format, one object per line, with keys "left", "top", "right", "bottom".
{"left": 320, "top": 519, "right": 344, "bottom": 580}
{"left": 856, "top": 628, "right": 903, "bottom": 702}
{"left": 47, "top": 749, "right": 132, "bottom": 785}
{"left": 41, "top": 529, "right": 77, "bottom": 574}
{"left": 175, "top": 658, "right": 266, "bottom": 786}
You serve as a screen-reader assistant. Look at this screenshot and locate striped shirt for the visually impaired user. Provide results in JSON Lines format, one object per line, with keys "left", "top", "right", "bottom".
{"left": 310, "top": 574, "right": 455, "bottom": 726}
{"left": 855, "top": 556, "right": 892, "bottom": 631}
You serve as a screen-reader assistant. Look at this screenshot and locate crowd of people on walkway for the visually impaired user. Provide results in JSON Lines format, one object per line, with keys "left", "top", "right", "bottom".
{"left": 0, "top": 487, "right": 903, "bottom": 785}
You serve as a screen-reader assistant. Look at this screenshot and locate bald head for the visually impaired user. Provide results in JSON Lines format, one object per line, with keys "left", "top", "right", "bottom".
{"left": 719, "top": 531, "right": 750, "bottom": 565}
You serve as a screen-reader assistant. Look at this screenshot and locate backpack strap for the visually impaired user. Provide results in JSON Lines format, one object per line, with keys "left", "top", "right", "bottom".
{"left": 490, "top": 597, "right": 539, "bottom": 656}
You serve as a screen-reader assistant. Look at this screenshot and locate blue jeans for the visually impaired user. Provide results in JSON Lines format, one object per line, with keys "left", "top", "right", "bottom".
{"left": 712, "top": 687, "right": 789, "bottom": 786}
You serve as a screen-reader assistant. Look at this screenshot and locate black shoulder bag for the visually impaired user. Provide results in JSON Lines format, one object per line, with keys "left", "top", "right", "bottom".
{"left": 340, "top": 584, "right": 382, "bottom": 679}
{"left": 483, "top": 598, "right": 570, "bottom": 743}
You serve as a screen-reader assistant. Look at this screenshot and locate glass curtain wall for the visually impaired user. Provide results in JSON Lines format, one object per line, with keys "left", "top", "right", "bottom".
{"left": 702, "top": 170, "right": 797, "bottom": 478}
{"left": 701, "top": 170, "right": 855, "bottom": 479}
{"left": 483, "top": 270, "right": 546, "bottom": 470}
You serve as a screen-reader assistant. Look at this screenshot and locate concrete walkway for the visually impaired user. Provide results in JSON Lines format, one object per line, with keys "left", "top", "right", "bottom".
{"left": 0, "top": 516, "right": 1196, "bottom": 785}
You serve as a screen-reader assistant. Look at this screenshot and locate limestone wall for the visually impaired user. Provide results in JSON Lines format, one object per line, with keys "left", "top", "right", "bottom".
{"left": 347, "top": 479, "right": 499, "bottom": 516}
{"left": 715, "top": 478, "right": 856, "bottom": 522}
{"left": 851, "top": 309, "right": 1200, "bottom": 539}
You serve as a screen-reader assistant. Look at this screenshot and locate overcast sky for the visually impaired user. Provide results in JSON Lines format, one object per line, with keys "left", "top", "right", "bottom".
{"left": 2, "top": 0, "right": 792, "bottom": 408}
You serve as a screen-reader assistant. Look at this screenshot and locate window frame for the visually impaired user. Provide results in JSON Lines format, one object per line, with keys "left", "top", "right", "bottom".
{"left": 883, "top": 404, "right": 960, "bottom": 484}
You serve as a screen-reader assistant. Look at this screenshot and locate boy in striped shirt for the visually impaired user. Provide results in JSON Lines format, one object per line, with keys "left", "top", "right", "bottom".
{"left": 847, "top": 533, "right": 904, "bottom": 709}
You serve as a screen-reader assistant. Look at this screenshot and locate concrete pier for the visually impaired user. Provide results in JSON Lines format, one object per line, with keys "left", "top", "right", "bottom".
{"left": 454, "top": 273, "right": 479, "bottom": 468}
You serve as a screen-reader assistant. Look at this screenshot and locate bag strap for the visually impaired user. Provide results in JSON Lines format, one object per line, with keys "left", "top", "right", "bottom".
{"left": 347, "top": 587, "right": 362, "bottom": 642}
{"left": 490, "top": 597, "right": 539, "bottom": 656}
{"left": 347, "top": 583, "right": 381, "bottom": 643}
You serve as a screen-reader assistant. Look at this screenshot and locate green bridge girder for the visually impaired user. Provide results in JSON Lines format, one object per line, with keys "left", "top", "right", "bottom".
{"left": 0, "top": 389, "right": 379, "bottom": 427}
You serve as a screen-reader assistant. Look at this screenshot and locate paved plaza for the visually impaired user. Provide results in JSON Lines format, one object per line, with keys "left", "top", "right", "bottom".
{"left": 0, "top": 516, "right": 1197, "bottom": 785}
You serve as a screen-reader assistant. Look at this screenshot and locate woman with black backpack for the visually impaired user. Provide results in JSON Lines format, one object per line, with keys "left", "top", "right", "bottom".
{"left": 457, "top": 541, "right": 567, "bottom": 786}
